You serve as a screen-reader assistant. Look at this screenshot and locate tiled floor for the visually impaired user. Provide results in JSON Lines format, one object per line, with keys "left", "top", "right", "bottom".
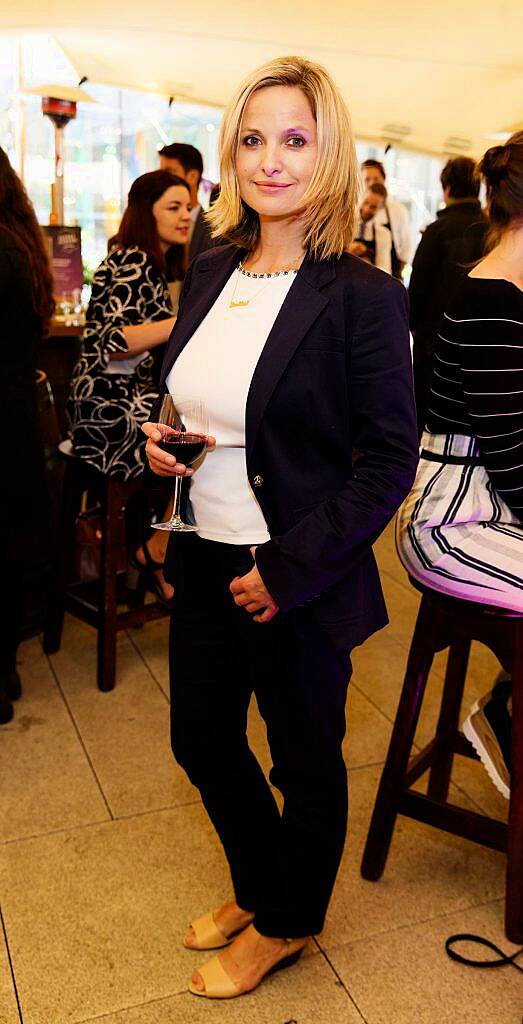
{"left": 1, "top": 524, "right": 520, "bottom": 1024}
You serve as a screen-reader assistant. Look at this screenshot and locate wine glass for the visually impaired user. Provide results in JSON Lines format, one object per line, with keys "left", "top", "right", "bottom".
{"left": 151, "top": 395, "right": 209, "bottom": 532}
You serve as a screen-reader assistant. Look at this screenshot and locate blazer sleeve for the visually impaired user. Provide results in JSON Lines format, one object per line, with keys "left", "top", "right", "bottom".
{"left": 255, "top": 280, "right": 419, "bottom": 612}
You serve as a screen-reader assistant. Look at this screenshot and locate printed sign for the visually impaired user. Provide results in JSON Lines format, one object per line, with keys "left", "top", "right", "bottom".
{"left": 42, "top": 225, "right": 83, "bottom": 298}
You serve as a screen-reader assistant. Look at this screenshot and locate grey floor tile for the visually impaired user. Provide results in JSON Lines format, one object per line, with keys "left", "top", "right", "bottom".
{"left": 48, "top": 617, "right": 197, "bottom": 818}
{"left": 327, "top": 899, "right": 522, "bottom": 1024}
{"left": 76, "top": 950, "right": 363, "bottom": 1024}
{"left": 0, "top": 924, "right": 19, "bottom": 1024}
{"left": 0, "top": 803, "right": 236, "bottom": 1024}
{"left": 343, "top": 685, "right": 393, "bottom": 769}
{"left": 126, "top": 619, "right": 170, "bottom": 699}
{"left": 0, "top": 637, "right": 109, "bottom": 844}
{"left": 379, "top": 572, "right": 422, "bottom": 650}
{"left": 373, "top": 520, "right": 405, "bottom": 583}
{"left": 320, "top": 764, "right": 505, "bottom": 951}
{"left": 350, "top": 630, "right": 413, "bottom": 724}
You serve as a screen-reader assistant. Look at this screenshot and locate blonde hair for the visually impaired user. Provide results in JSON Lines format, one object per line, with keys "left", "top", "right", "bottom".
{"left": 206, "top": 56, "right": 359, "bottom": 260}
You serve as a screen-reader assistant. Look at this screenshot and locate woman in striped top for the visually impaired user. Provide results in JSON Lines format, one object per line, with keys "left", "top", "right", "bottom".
{"left": 397, "top": 132, "right": 523, "bottom": 799}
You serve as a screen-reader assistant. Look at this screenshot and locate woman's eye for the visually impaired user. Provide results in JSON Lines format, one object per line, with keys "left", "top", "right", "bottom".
{"left": 242, "top": 135, "right": 261, "bottom": 146}
{"left": 287, "top": 136, "right": 306, "bottom": 148}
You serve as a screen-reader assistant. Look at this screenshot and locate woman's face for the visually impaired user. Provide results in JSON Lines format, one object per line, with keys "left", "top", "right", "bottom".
{"left": 152, "top": 185, "right": 192, "bottom": 250}
{"left": 235, "top": 85, "right": 318, "bottom": 223}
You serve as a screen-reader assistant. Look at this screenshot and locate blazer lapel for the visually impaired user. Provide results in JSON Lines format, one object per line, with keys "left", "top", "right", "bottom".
{"left": 246, "top": 257, "right": 336, "bottom": 462}
{"left": 160, "top": 245, "right": 242, "bottom": 387}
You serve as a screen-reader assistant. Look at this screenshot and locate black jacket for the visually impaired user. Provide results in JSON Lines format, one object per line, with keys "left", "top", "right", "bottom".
{"left": 409, "top": 199, "right": 488, "bottom": 345}
{"left": 148, "top": 243, "right": 418, "bottom": 652}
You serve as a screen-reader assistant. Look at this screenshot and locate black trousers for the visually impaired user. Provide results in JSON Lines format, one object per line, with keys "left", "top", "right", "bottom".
{"left": 168, "top": 533, "right": 352, "bottom": 938}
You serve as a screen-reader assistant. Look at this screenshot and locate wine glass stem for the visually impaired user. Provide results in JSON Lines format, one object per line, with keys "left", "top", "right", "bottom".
{"left": 170, "top": 474, "right": 183, "bottom": 524}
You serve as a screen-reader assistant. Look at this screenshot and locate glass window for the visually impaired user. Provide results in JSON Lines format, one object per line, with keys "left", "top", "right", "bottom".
{"left": 2, "top": 33, "right": 448, "bottom": 278}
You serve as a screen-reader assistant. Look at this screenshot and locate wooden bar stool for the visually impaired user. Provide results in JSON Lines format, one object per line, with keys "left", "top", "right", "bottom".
{"left": 43, "top": 441, "right": 170, "bottom": 692}
{"left": 360, "top": 580, "right": 523, "bottom": 943}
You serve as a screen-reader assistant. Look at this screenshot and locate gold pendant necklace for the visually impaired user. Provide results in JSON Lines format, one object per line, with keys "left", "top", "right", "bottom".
{"left": 228, "top": 262, "right": 298, "bottom": 310}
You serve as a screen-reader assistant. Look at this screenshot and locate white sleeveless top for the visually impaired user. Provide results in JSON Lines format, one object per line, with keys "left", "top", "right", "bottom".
{"left": 166, "top": 265, "right": 297, "bottom": 544}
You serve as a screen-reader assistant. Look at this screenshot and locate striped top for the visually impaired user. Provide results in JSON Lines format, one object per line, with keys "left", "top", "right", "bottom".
{"left": 426, "top": 276, "right": 523, "bottom": 519}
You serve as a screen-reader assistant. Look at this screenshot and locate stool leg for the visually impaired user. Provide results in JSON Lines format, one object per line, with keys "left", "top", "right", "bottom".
{"left": 427, "top": 638, "right": 471, "bottom": 802}
{"left": 361, "top": 594, "right": 443, "bottom": 881}
{"left": 42, "top": 460, "right": 79, "bottom": 654}
{"left": 97, "top": 478, "right": 119, "bottom": 692}
{"left": 506, "top": 620, "right": 523, "bottom": 943}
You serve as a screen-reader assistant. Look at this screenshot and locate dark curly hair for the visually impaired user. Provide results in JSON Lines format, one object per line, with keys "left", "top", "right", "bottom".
{"left": 0, "top": 147, "right": 55, "bottom": 333}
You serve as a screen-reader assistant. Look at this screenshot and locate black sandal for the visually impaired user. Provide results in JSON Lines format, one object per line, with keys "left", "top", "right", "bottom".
{"left": 129, "top": 543, "right": 173, "bottom": 605}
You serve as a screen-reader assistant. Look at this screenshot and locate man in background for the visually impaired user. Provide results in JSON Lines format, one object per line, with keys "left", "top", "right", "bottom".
{"left": 361, "top": 159, "right": 412, "bottom": 277}
{"left": 159, "top": 142, "right": 215, "bottom": 261}
{"left": 409, "top": 156, "right": 488, "bottom": 435}
{"left": 350, "top": 183, "right": 393, "bottom": 274}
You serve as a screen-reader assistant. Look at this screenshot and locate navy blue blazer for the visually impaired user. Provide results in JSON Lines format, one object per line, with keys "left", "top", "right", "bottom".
{"left": 149, "top": 243, "right": 418, "bottom": 652}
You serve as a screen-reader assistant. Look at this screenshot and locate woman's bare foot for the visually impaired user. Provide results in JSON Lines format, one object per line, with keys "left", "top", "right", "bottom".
{"left": 184, "top": 902, "right": 254, "bottom": 949}
{"left": 134, "top": 537, "right": 174, "bottom": 602}
{"left": 190, "top": 924, "right": 307, "bottom": 994}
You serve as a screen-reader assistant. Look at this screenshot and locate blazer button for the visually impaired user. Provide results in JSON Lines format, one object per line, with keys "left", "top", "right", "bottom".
{"left": 253, "top": 474, "right": 264, "bottom": 487}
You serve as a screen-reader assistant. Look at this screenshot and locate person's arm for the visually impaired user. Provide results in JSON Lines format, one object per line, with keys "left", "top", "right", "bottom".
{"left": 461, "top": 325, "right": 523, "bottom": 522}
{"left": 90, "top": 250, "right": 173, "bottom": 367}
{"left": 111, "top": 318, "right": 176, "bottom": 359}
{"left": 393, "top": 202, "right": 413, "bottom": 265}
{"left": 254, "top": 280, "right": 419, "bottom": 612}
{"left": 408, "top": 224, "right": 443, "bottom": 333}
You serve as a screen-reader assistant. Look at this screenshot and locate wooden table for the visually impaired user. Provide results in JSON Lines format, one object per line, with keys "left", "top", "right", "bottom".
{"left": 38, "top": 318, "right": 85, "bottom": 435}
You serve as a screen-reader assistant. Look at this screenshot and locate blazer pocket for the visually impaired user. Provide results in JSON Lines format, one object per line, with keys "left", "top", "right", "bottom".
{"left": 299, "top": 335, "right": 345, "bottom": 353}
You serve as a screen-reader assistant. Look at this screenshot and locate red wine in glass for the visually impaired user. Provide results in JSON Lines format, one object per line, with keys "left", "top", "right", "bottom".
{"left": 157, "top": 432, "right": 207, "bottom": 465}
{"left": 151, "top": 396, "right": 209, "bottom": 532}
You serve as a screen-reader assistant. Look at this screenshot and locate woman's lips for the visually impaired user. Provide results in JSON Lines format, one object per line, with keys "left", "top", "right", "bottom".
{"left": 254, "top": 182, "right": 292, "bottom": 189}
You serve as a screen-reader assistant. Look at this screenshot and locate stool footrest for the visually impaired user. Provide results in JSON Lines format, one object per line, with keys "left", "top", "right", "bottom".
{"left": 65, "top": 594, "right": 167, "bottom": 630}
{"left": 398, "top": 790, "right": 507, "bottom": 853}
{"left": 405, "top": 733, "right": 480, "bottom": 786}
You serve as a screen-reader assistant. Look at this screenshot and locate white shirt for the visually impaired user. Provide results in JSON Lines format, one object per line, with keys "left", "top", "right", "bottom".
{"left": 358, "top": 219, "right": 393, "bottom": 275}
{"left": 374, "top": 198, "right": 412, "bottom": 264}
{"left": 166, "top": 266, "right": 297, "bottom": 544}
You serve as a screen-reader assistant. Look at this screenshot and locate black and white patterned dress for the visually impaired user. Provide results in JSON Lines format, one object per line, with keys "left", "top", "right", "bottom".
{"left": 397, "top": 277, "right": 523, "bottom": 612}
{"left": 68, "top": 247, "right": 173, "bottom": 479}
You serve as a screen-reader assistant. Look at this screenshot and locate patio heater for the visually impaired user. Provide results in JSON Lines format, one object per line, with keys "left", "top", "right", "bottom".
{"left": 25, "top": 83, "right": 95, "bottom": 225}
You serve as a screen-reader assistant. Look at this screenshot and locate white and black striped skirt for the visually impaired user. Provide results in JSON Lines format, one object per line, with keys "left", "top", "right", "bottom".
{"left": 396, "top": 431, "right": 523, "bottom": 613}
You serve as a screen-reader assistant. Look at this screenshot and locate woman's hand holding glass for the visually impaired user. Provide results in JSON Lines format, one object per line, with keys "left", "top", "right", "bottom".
{"left": 142, "top": 421, "right": 208, "bottom": 477}
{"left": 142, "top": 395, "right": 215, "bottom": 532}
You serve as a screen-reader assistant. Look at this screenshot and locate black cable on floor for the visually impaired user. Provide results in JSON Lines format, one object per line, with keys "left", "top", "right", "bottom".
{"left": 445, "top": 933, "right": 523, "bottom": 972}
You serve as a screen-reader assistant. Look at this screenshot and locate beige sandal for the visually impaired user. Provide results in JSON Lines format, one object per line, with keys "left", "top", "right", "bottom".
{"left": 188, "top": 939, "right": 306, "bottom": 999}
{"left": 183, "top": 911, "right": 235, "bottom": 951}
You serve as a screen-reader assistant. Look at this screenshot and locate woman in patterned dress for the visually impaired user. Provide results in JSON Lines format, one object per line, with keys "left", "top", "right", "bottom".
{"left": 397, "top": 133, "right": 523, "bottom": 799}
{"left": 68, "top": 170, "right": 191, "bottom": 593}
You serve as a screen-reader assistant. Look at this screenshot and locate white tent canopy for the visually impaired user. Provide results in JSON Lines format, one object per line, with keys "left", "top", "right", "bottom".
{"left": 4, "top": 2, "right": 523, "bottom": 157}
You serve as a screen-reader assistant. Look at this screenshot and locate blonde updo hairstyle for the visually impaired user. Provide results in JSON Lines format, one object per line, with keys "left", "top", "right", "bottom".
{"left": 206, "top": 55, "right": 359, "bottom": 260}
{"left": 479, "top": 130, "right": 523, "bottom": 246}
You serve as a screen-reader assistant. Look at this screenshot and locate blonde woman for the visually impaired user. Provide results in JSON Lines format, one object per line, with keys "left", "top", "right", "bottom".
{"left": 143, "top": 56, "right": 418, "bottom": 999}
